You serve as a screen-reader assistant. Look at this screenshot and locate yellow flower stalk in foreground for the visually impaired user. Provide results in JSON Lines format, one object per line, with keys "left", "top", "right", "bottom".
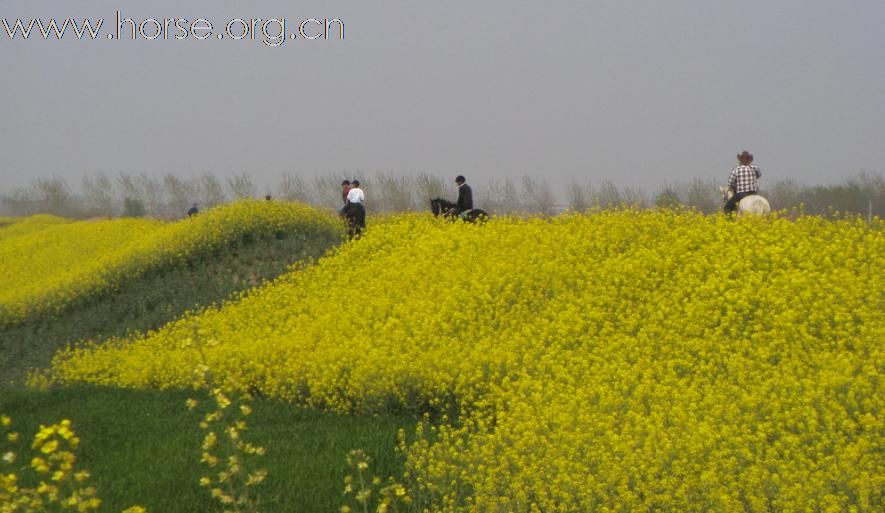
{"left": 1, "top": 412, "right": 147, "bottom": 513}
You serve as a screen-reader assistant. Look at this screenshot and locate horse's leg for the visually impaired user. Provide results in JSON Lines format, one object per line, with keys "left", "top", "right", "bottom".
{"left": 357, "top": 207, "right": 366, "bottom": 230}
{"left": 345, "top": 212, "right": 356, "bottom": 239}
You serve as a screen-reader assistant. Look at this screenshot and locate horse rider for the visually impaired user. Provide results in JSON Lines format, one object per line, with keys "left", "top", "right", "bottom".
{"left": 724, "top": 151, "right": 762, "bottom": 214}
{"left": 339, "top": 179, "right": 352, "bottom": 216}
{"left": 343, "top": 179, "right": 366, "bottom": 238}
{"left": 454, "top": 175, "right": 474, "bottom": 218}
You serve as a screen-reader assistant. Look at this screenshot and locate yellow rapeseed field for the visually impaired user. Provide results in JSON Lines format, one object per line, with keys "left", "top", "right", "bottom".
{"left": 0, "top": 201, "right": 341, "bottom": 328}
{"left": 49, "top": 210, "right": 884, "bottom": 512}
{"left": 0, "top": 214, "right": 72, "bottom": 242}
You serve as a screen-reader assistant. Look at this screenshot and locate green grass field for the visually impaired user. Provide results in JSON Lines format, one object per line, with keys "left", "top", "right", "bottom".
{"left": 1, "top": 385, "right": 412, "bottom": 513}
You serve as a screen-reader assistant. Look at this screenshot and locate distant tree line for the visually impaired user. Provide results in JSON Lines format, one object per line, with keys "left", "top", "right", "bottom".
{"left": 0, "top": 170, "right": 881, "bottom": 221}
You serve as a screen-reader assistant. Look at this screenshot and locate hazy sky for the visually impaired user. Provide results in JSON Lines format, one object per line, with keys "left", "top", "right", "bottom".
{"left": 1, "top": 0, "right": 883, "bottom": 196}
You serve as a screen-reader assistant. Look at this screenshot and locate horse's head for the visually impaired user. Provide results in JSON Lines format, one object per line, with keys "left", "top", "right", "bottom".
{"left": 431, "top": 197, "right": 456, "bottom": 217}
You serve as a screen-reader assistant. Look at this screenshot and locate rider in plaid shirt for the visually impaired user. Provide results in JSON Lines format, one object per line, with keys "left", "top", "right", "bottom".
{"left": 724, "top": 151, "right": 761, "bottom": 214}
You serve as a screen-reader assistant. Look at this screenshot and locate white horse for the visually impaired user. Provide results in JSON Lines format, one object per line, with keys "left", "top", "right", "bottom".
{"left": 720, "top": 186, "right": 771, "bottom": 216}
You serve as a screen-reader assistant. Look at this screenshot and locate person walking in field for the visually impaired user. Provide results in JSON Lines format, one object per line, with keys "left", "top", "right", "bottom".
{"left": 724, "top": 151, "right": 762, "bottom": 214}
{"left": 187, "top": 203, "right": 199, "bottom": 217}
{"left": 343, "top": 179, "right": 365, "bottom": 239}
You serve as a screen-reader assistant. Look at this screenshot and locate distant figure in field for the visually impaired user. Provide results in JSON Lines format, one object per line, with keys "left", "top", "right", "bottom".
{"left": 342, "top": 179, "right": 365, "bottom": 239}
{"left": 265, "top": 194, "right": 272, "bottom": 201}
{"left": 723, "top": 151, "right": 769, "bottom": 215}
{"left": 187, "top": 203, "right": 199, "bottom": 217}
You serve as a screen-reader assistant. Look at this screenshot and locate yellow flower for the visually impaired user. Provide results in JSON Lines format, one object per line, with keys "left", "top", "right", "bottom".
{"left": 245, "top": 470, "right": 267, "bottom": 486}
{"left": 40, "top": 440, "right": 59, "bottom": 454}
{"left": 31, "top": 457, "right": 49, "bottom": 473}
{"left": 202, "top": 432, "right": 217, "bottom": 450}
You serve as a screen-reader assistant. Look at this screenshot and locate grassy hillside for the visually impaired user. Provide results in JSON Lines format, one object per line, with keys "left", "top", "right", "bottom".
{"left": 0, "top": 201, "right": 343, "bottom": 384}
{"left": 0, "top": 201, "right": 341, "bottom": 329}
{"left": 48, "top": 210, "right": 883, "bottom": 512}
{"left": 0, "top": 232, "right": 339, "bottom": 385}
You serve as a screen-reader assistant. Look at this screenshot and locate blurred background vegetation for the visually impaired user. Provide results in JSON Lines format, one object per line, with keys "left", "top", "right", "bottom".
{"left": 1, "top": 169, "right": 881, "bottom": 220}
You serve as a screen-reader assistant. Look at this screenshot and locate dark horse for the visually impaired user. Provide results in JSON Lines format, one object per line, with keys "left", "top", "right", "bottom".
{"left": 430, "top": 198, "right": 490, "bottom": 223}
{"left": 341, "top": 202, "right": 366, "bottom": 239}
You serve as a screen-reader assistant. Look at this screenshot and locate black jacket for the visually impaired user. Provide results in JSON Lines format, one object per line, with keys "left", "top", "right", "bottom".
{"left": 456, "top": 184, "right": 473, "bottom": 212}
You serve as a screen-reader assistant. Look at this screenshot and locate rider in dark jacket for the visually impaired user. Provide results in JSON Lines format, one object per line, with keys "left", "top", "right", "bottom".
{"left": 455, "top": 175, "right": 473, "bottom": 214}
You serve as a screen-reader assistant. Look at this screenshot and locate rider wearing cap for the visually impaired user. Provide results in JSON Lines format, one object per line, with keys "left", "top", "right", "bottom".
{"left": 724, "top": 151, "right": 762, "bottom": 214}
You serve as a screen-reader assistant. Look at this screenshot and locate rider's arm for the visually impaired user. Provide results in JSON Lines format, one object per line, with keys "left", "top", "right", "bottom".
{"left": 728, "top": 169, "right": 738, "bottom": 191}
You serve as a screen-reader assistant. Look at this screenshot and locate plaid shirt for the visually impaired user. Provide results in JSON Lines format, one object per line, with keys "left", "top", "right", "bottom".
{"left": 728, "top": 165, "right": 761, "bottom": 194}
